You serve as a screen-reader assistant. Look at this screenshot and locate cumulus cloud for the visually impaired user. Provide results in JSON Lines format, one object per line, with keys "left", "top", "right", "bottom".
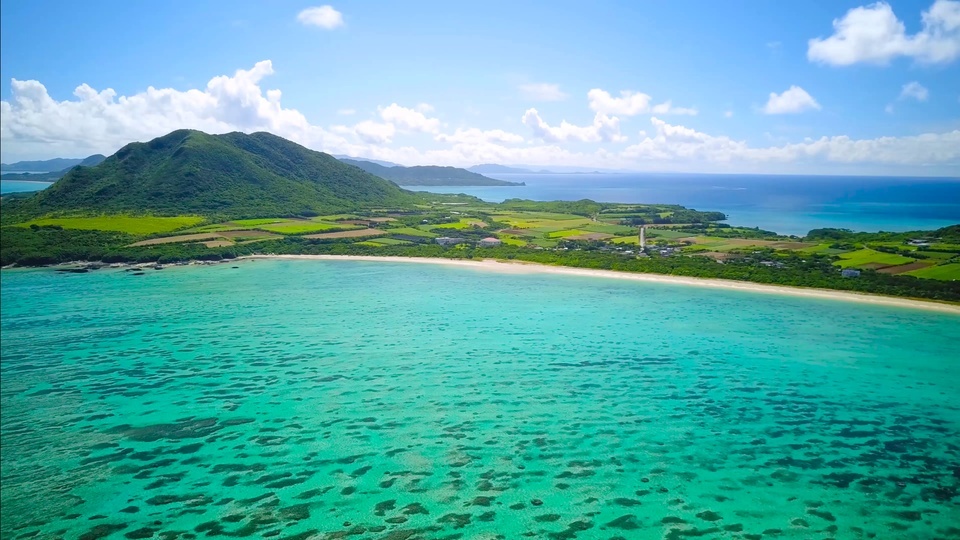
{"left": 521, "top": 109, "right": 626, "bottom": 143}
{"left": 518, "top": 83, "right": 568, "bottom": 102}
{"left": 623, "top": 117, "right": 960, "bottom": 166}
{"left": 435, "top": 128, "right": 524, "bottom": 144}
{"left": 2, "top": 61, "right": 957, "bottom": 172}
{"left": 297, "top": 5, "right": 344, "bottom": 29}
{"left": 808, "top": 0, "right": 960, "bottom": 65}
{"left": 378, "top": 103, "right": 441, "bottom": 133}
{"left": 763, "top": 86, "right": 821, "bottom": 114}
{"left": 900, "top": 81, "right": 930, "bottom": 101}
{"left": 0, "top": 60, "right": 352, "bottom": 159}
{"left": 587, "top": 89, "right": 696, "bottom": 116}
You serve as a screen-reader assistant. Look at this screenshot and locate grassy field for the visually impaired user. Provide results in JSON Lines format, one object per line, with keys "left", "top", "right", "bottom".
{"left": 835, "top": 248, "right": 915, "bottom": 269}
{"left": 581, "top": 223, "right": 636, "bottom": 235}
{"left": 258, "top": 221, "right": 357, "bottom": 235}
{"left": 904, "top": 263, "right": 960, "bottom": 281}
{"left": 497, "top": 234, "right": 528, "bottom": 247}
{"left": 385, "top": 227, "right": 438, "bottom": 238}
{"left": 18, "top": 216, "right": 203, "bottom": 235}
{"left": 547, "top": 229, "right": 592, "bottom": 238}
{"left": 231, "top": 218, "right": 285, "bottom": 226}
{"left": 427, "top": 218, "right": 488, "bottom": 230}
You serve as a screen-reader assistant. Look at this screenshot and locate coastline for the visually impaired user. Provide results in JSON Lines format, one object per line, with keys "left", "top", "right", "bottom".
{"left": 243, "top": 254, "right": 960, "bottom": 315}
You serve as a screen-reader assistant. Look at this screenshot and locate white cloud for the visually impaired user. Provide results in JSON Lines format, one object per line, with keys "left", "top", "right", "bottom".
{"left": 521, "top": 109, "right": 626, "bottom": 143}
{"left": 1, "top": 61, "right": 956, "bottom": 173}
{"left": 415, "top": 103, "right": 434, "bottom": 114}
{"left": 435, "top": 128, "right": 524, "bottom": 144}
{"left": 352, "top": 120, "right": 395, "bottom": 144}
{"left": 808, "top": 0, "right": 960, "bottom": 66}
{"left": 724, "top": 110, "right": 734, "bottom": 118}
{"left": 651, "top": 100, "right": 698, "bottom": 115}
{"left": 0, "top": 60, "right": 351, "bottom": 159}
{"left": 518, "top": 83, "right": 568, "bottom": 102}
{"left": 297, "top": 5, "right": 344, "bottom": 30}
{"left": 623, "top": 117, "right": 960, "bottom": 166}
{"left": 900, "top": 81, "right": 929, "bottom": 101}
{"left": 379, "top": 103, "right": 440, "bottom": 133}
{"left": 587, "top": 89, "right": 696, "bottom": 116}
{"left": 763, "top": 86, "right": 821, "bottom": 114}
{"left": 337, "top": 108, "right": 356, "bottom": 115}
{"left": 587, "top": 89, "right": 652, "bottom": 116}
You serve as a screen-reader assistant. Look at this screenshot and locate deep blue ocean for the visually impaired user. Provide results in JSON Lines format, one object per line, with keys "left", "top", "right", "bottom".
{"left": 3, "top": 173, "right": 959, "bottom": 236}
{"left": 417, "top": 173, "right": 960, "bottom": 236}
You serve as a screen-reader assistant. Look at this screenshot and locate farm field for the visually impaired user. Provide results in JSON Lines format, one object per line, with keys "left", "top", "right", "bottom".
{"left": 258, "top": 220, "right": 358, "bottom": 235}
{"left": 304, "top": 228, "right": 386, "bottom": 240}
{"left": 835, "top": 249, "right": 915, "bottom": 269}
{"left": 17, "top": 215, "right": 203, "bottom": 235}
{"left": 383, "top": 227, "right": 438, "bottom": 238}
{"left": 904, "top": 263, "right": 960, "bottom": 281}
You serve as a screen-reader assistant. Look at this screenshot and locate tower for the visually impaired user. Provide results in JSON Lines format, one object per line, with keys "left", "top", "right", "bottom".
{"left": 639, "top": 226, "right": 646, "bottom": 252}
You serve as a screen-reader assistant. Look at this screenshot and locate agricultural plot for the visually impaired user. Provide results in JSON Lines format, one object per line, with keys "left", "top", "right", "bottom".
{"left": 426, "top": 218, "right": 488, "bottom": 230}
{"left": 18, "top": 215, "right": 203, "bottom": 235}
{"left": 547, "top": 229, "right": 593, "bottom": 239}
{"left": 129, "top": 233, "right": 226, "bottom": 247}
{"left": 835, "top": 249, "right": 915, "bottom": 269}
{"left": 580, "top": 223, "right": 636, "bottom": 235}
{"left": 230, "top": 218, "right": 285, "bottom": 226}
{"left": 383, "top": 227, "right": 438, "bottom": 238}
{"left": 610, "top": 236, "right": 639, "bottom": 245}
{"left": 904, "top": 263, "right": 960, "bottom": 281}
{"left": 497, "top": 235, "right": 528, "bottom": 247}
{"left": 356, "top": 237, "right": 413, "bottom": 247}
{"left": 258, "top": 220, "right": 358, "bottom": 235}
{"left": 303, "top": 229, "right": 386, "bottom": 240}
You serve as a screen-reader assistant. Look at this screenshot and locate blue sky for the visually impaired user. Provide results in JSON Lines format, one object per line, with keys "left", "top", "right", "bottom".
{"left": 1, "top": 0, "right": 958, "bottom": 174}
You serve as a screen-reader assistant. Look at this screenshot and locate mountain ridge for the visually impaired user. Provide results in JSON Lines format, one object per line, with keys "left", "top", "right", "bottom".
{"left": 340, "top": 159, "right": 523, "bottom": 186}
{"left": 1, "top": 130, "right": 419, "bottom": 222}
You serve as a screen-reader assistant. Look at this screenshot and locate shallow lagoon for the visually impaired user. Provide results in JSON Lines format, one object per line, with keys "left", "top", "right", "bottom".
{"left": 1, "top": 259, "right": 959, "bottom": 539}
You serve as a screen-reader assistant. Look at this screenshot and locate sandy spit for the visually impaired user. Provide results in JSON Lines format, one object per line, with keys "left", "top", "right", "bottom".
{"left": 242, "top": 254, "right": 960, "bottom": 315}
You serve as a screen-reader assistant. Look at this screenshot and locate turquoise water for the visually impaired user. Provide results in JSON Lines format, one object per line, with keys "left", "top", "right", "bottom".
{"left": 2, "top": 259, "right": 959, "bottom": 539}
{"left": 418, "top": 173, "right": 960, "bottom": 236}
{"left": 0, "top": 179, "right": 54, "bottom": 194}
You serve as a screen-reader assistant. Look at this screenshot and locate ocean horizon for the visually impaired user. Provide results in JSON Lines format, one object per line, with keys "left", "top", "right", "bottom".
{"left": 5, "top": 173, "right": 958, "bottom": 236}
{"left": 418, "top": 172, "right": 960, "bottom": 236}
{"left": 2, "top": 259, "right": 958, "bottom": 539}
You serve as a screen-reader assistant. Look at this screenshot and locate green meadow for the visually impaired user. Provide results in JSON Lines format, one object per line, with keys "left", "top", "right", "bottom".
{"left": 16, "top": 216, "right": 203, "bottom": 235}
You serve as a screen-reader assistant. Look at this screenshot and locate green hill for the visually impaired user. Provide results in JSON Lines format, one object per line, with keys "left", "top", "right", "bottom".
{"left": 340, "top": 159, "right": 524, "bottom": 186}
{"left": 2, "top": 130, "right": 418, "bottom": 222}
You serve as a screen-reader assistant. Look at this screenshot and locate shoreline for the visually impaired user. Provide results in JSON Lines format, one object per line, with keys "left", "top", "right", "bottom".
{"left": 242, "top": 255, "right": 960, "bottom": 315}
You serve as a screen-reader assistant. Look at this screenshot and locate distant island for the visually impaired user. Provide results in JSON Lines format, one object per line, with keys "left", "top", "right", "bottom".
{"left": 1, "top": 129, "right": 957, "bottom": 304}
{"left": 338, "top": 158, "right": 524, "bottom": 186}
{"left": 1, "top": 154, "right": 106, "bottom": 182}
{"left": 468, "top": 164, "right": 536, "bottom": 174}
{"left": 1, "top": 156, "right": 103, "bottom": 173}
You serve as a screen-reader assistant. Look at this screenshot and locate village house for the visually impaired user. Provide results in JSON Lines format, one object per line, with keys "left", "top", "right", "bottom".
{"left": 435, "top": 237, "right": 465, "bottom": 246}
{"left": 478, "top": 237, "right": 502, "bottom": 247}
{"left": 841, "top": 268, "right": 861, "bottom": 278}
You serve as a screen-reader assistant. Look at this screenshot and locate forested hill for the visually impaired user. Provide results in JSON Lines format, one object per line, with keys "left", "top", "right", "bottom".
{"left": 1, "top": 130, "right": 419, "bottom": 222}
{"left": 340, "top": 159, "right": 524, "bottom": 186}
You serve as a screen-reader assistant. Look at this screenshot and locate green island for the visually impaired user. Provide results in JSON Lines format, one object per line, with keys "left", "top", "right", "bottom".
{"left": 2, "top": 129, "right": 958, "bottom": 303}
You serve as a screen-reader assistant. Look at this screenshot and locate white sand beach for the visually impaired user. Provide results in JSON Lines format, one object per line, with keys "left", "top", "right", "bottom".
{"left": 243, "top": 255, "right": 960, "bottom": 315}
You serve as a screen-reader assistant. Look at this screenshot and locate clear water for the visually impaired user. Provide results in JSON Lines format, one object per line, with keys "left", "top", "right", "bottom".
{"left": 2, "top": 259, "right": 959, "bottom": 539}
{"left": 0, "top": 179, "right": 54, "bottom": 194}
{"left": 418, "top": 173, "right": 960, "bottom": 236}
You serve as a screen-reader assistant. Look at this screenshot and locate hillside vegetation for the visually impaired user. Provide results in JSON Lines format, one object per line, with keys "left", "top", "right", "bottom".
{"left": 340, "top": 159, "right": 523, "bottom": 186}
{"left": 1, "top": 130, "right": 418, "bottom": 223}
